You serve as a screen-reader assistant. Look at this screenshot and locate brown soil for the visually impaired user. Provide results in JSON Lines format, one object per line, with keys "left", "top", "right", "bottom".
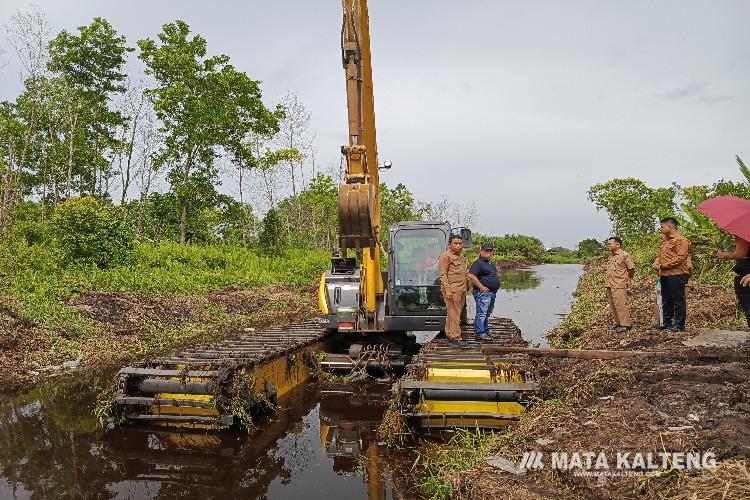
{"left": 454, "top": 264, "right": 750, "bottom": 499}
{"left": 495, "top": 260, "right": 536, "bottom": 270}
{"left": 0, "top": 285, "right": 317, "bottom": 396}
{"left": 68, "top": 291, "right": 199, "bottom": 336}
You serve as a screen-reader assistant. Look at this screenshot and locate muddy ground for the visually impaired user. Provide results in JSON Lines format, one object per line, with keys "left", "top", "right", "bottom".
{"left": 453, "top": 263, "right": 750, "bottom": 499}
{"left": 0, "top": 284, "right": 317, "bottom": 396}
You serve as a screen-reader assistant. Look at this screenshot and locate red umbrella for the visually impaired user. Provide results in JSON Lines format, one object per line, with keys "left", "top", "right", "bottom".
{"left": 697, "top": 195, "right": 750, "bottom": 243}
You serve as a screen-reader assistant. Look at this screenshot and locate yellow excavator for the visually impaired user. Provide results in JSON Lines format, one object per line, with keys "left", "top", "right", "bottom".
{"left": 318, "top": 0, "right": 471, "bottom": 335}
{"left": 318, "top": 0, "right": 535, "bottom": 429}
{"left": 112, "top": 0, "right": 535, "bottom": 433}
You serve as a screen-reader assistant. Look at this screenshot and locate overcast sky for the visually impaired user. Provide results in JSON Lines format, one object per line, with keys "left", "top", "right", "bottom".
{"left": 1, "top": 0, "right": 748, "bottom": 247}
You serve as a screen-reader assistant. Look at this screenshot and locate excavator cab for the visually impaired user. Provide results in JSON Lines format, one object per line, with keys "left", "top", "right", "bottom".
{"left": 384, "top": 222, "right": 470, "bottom": 331}
{"left": 319, "top": 221, "right": 471, "bottom": 333}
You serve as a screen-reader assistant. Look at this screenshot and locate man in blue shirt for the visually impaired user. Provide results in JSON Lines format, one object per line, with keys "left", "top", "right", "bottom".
{"left": 468, "top": 243, "right": 501, "bottom": 340}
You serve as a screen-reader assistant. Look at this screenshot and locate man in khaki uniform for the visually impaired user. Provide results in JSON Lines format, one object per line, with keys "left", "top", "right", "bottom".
{"left": 652, "top": 217, "right": 691, "bottom": 331}
{"left": 605, "top": 237, "right": 636, "bottom": 333}
{"left": 439, "top": 234, "right": 469, "bottom": 348}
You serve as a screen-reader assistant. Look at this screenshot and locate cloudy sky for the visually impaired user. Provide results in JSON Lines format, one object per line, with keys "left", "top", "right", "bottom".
{"left": 1, "top": 0, "right": 748, "bottom": 247}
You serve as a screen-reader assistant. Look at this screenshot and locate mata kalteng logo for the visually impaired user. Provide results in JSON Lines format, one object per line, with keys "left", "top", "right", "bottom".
{"left": 518, "top": 451, "right": 716, "bottom": 475}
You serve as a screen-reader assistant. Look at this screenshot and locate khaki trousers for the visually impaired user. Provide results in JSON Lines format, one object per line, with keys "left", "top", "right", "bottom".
{"left": 606, "top": 287, "right": 631, "bottom": 327}
{"left": 444, "top": 288, "right": 467, "bottom": 340}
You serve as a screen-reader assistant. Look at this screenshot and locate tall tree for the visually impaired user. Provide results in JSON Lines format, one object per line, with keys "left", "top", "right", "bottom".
{"left": 47, "top": 17, "right": 132, "bottom": 199}
{"left": 138, "top": 20, "right": 281, "bottom": 243}
{"left": 588, "top": 177, "right": 676, "bottom": 239}
{"left": 274, "top": 92, "right": 313, "bottom": 197}
{"left": 0, "top": 7, "right": 53, "bottom": 232}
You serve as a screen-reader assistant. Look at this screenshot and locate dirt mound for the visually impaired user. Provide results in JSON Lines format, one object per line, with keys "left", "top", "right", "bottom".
{"left": 208, "top": 285, "right": 271, "bottom": 314}
{"left": 455, "top": 346, "right": 750, "bottom": 498}
{"left": 208, "top": 284, "right": 316, "bottom": 320}
{"left": 68, "top": 291, "right": 197, "bottom": 336}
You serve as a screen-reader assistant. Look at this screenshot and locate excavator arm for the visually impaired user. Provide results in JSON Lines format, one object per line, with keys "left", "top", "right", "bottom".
{"left": 337, "top": 0, "right": 384, "bottom": 317}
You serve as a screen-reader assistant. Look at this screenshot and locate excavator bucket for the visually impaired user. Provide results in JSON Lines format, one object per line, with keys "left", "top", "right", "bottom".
{"left": 338, "top": 182, "right": 376, "bottom": 249}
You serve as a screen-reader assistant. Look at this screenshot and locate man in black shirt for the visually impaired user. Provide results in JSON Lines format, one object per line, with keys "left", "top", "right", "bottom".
{"left": 468, "top": 243, "right": 501, "bottom": 340}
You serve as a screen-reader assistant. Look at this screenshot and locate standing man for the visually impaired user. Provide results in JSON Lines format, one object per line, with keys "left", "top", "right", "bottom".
{"left": 468, "top": 243, "right": 500, "bottom": 340}
{"left": 652, "top": 217, "right": 692, "bottom": 331}
{"left": 439, "top": 235, "right": 469, "bottom": 348}
{"left": 605, "top": 237, "right": 636, "bottom": 333}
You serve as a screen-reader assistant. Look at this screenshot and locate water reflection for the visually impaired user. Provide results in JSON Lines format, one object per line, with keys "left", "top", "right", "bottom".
{"left": 498, "top": 268, "right": 541, "bottom": 291}
{"left": 0, "top": 377, "right": 410, "bottom": 500}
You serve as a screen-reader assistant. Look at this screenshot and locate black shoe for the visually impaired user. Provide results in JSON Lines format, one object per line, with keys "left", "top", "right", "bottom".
{"left": 614, "top": 326, "right": 631, "bottom": 333}
{"left": 657, "top": 324, "right": 673, "bottom": 331}
{"left": 447, "top": 340, "right": 470, "bottom": 349}
{"left": 670, "top": 325, "right": 685, "bottom": 332}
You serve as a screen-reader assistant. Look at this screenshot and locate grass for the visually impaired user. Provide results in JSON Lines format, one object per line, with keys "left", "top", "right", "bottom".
{"left": 0, "top": 239, "right": 325, "bottom": 392}
{"left": 540, "top": 253, "right": 581, "bottom": 264}
{"left": 0, "top": 240, "right": 328, "bottom": 329}
{"left": 413, "top": 428, "right": 503, "bottom": 499}
{"left": 491, "top": 253, "right": 582, "bottom": 265}
{"left": 552, "top": 261, "right": 605, "bottom": 341}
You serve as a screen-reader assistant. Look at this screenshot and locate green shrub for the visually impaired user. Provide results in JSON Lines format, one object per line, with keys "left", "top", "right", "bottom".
{"left": 258, "top": 208, "right": 286, "bottom": 256}
{"left": 576, "top": 238, "right": 605, "bottom": 259}
{"left": 471, "top": 233, "right": 546, "bottom": 261}
{"left": 51, "top": 197, "right": 135, "bottom": 268}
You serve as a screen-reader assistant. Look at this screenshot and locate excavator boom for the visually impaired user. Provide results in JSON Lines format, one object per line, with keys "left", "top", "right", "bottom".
{"left": 337, "top": 0, "right": 384, "bottom": 317}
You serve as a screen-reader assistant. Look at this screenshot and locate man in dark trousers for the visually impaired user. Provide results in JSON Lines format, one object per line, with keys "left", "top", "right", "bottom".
{"left": 439, "top": 234, "right": 470, "bottom": 348}
{"left": 652, "top": 217, "right": 692, "bottom": 331}
{"left": 468, "top": 243, "right": 500, "bottom": 340}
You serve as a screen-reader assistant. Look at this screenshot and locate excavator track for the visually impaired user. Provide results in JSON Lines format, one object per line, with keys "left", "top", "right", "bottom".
{"left": 113, "top": 317, "right": 536, "bottom": 432}
{"left": 396, "top": 317, "right": 538, "bottom": 430}
{"left": 114, "top": 320, "right": 330, "bottom": 430}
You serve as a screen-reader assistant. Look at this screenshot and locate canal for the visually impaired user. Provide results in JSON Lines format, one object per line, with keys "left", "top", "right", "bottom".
{"left": 0, "top": 264, "right": 583, "bottom": 499}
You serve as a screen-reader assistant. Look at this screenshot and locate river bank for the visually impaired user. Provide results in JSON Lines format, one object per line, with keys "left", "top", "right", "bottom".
{"left": 0, "top": 284, "right": 317, "bottom": 396}
{"left": 451, "top": 260, "right": 750, "bottom": 499}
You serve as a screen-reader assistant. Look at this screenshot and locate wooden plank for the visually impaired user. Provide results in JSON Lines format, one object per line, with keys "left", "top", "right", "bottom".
{"left": 481, "top": 345, "right": 655, "bottom": 359}
{"left": 416, "top": 364, "right": 524, "bottom": 371}
{"left": 129, "top": 414, "right": 219, "bottom": 423}
{"left": 411, "top": 412, "right": 522, "bottom": 420}
{"left": 118, "top": 367, "right": 222, "bottom": 378}
{"left": 399, "top": 381, "right": 538, "bottom": 392}
{"left": 116, "top": 396, "right": 216, "bottom": 409}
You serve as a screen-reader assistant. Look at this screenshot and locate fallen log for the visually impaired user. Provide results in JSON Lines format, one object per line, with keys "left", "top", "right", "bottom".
{"left": 480, "top": 345, "right": 656, "bottom": 359}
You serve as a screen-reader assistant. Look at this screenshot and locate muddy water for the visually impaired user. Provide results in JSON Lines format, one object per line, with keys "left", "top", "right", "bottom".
{"left": 0, "top": 378, "right": 413, "bottom": 499}
{"left": 467, "top": 264, "right": 584, "bottom": 346}
{"left": 0, "top": 380, "right": 414, "bottom": 500}
{"left": 0, "top": 265, "right": 582, "bottom": 499}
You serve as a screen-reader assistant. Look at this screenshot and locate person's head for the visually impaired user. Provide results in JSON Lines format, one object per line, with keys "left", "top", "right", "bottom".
{"left": 606, "top": 236, "right": 622, "bottom": 253}
{"left": 448, "top": 234, "right": 464, "bottom": 253}
{"left": 480, "top": 242, "right": 494, "bottom": 260}
{"left": 660, "top": 217, "right": 679, "bottom": 235}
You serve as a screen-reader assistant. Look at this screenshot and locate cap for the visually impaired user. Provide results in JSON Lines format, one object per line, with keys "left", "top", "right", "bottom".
{"left": 480, "top": 242, "right": 494, "bottom": 251}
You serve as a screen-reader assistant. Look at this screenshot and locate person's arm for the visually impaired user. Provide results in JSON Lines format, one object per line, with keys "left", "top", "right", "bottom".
{"left": 659, "top": 239, "right": 690, "bottom": 269}
{"left": 468, "top": 273, "right": 488, "bottom": 292}
{"left": 439, "top": 254, "right": 452, "bottom": 298}
{"left": 626, "top": 255, "right": 636, "bottom": 279}
{"left": 717, "top": 236, "right": 750, "bottom": 260}
{"left": 468, "top": 261, "right": 489, "bottom": 292}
